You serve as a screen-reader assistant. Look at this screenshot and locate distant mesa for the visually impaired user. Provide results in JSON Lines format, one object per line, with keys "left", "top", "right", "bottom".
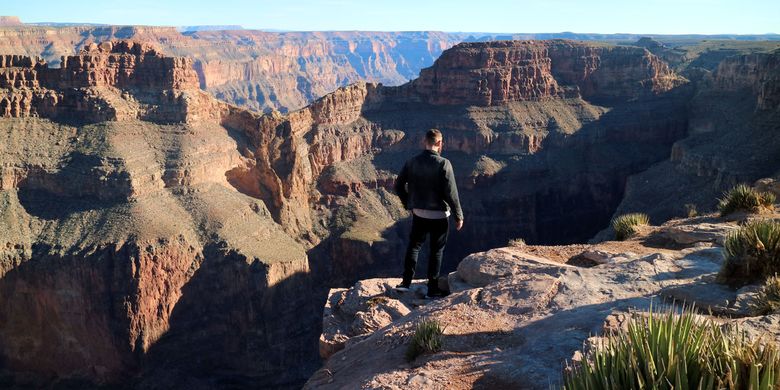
{"left": 635, "top": 36, "right": 667, "bottom": 49}
{"left": 0, "top": 16, "right": 22, "bottom": 26}
{"left": 177, "top": 25, "right": 245, "bottom": 32}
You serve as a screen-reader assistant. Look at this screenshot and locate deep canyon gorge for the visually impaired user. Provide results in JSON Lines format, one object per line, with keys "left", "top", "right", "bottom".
{"left": 0, "top": 17, "right": 779, "bottom": 389}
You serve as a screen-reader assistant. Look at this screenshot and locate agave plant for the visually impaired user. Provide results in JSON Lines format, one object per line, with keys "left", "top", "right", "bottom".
{"left": 751, "top": 275, "right": 780, "bottom": 316}
{"left": 612, "top": 213, "right": 650, "bottom": 241}
{"left": 405, "top": 318, "right": 444, "bottom": 362}
{"left": 564, "top": 306, "right": 780, "bottom": 390}
{"left": 718, "top": 184, "right": 776, "bottom": 216}
{"left": 721, "top": 219, "right": 780, "bottom": 283}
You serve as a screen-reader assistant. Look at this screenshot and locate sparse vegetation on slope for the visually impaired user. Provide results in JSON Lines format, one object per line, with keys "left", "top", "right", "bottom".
{"left": 685, "top": 203, "right": 698, "bottom": 218}
{"left": 612, "top": 213, "right": 650, "bottom": 241}
{"left": 751, "top": 275, "right": 780, "bottom": 316}
{"left": 405, "top": 318, "right": 444, "bottom": 362}
{"left": 508, "top": 238, "right": 526, "bottom": 247}
{"left": 720, "top": 219, "right": 780, "bottom": 283}
{"left": 564, "top": 307, "right": 780, "bottom": 390}
{"left": 718, "top": 184, "right": 776, "bottom": 217}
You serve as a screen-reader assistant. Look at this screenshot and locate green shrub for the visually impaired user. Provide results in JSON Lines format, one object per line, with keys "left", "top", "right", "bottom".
{"left": 685, "top": 203, "right": 699, "bottom": 218}
{"left": 612, "top": 213, "right": 650, "bottom": 241}
{"left": 720, "top": 219, "right": 780, "bottom": 283}
{"left": 718, "top": 184, "right": 776, "bottom": 216}
{"left": 751, "top": 275, "right": 780, "bottom": 316}
{"left": 405, "top": 318, "right": 444, "bottom": 362}
{"left": 508, "top": 238, "right": 526, "bottom": 247}
{"left": 564, "top": 306, "right": 780, "bottom": 390}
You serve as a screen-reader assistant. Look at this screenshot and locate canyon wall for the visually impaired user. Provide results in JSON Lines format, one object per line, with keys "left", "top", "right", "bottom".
{"left": 409, "top": 40, "right": 684, "bottom": 105}
{"left": 4, "top": 35, "right": 776, "bottom": 389}
{"left": 208, "top": 40, "right": 690, "bottom": 288}
{"left": 0, "top": 41, "right": 320, "bottom": 388}
{"left": 612, "top": 49, "right": 780, "bottom": 223}
{"left": 0, "top": 24, "right": 461, "bottom": 112}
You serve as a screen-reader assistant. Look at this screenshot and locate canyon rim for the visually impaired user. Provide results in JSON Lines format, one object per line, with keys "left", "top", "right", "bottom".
{"left": 0, "top": 5, "right": 779, "bottom": 390}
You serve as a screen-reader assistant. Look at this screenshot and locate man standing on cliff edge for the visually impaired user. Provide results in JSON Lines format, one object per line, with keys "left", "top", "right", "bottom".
{"left": 394, "top": 129, "right": 464, "bottom": 298}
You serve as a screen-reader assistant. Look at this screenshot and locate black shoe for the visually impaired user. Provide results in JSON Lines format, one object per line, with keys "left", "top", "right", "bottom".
{"left": 425, "top": 287, "right": 447, "bottom": 299}
{"left": 394, "top": 283, "right": 411, "bottom": 292}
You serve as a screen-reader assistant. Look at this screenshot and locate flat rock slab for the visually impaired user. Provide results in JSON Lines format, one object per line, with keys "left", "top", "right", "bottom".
{"left": 309, "top": 219, "right": 780, "bottom": 389}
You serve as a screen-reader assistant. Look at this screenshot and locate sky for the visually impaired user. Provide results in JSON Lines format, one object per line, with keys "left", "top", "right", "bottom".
{"left": 4, "top": 0, "right": 779, "bottom": 35}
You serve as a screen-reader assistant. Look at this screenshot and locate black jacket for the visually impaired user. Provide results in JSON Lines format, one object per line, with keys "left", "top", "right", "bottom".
{"left": 394, "top": 150, "right": 463, "bottom": 221}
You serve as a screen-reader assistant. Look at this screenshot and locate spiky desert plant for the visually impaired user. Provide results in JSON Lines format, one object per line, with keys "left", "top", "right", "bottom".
{"left": 720, "top": 219, "right": 780, "bottom": 283}
{"left": 718, "top": 184, "right": 776, "bottom": 216}
{"left": 685, "top": 203, "right": 699, "bottom": 218}
{"left": 611, "top": 213, "right": 650, "bottom": 241}
{"left": 751, "top": 275, "right": 780, "bottom": 316}
{"left": 508, "top": 238, "right": 526, "bottom": 247}
{"left": 564, "top": 306, "right": 780, "bottom": 390}
{"left": 405, "top": 318, "right": 444, "bottom": 362}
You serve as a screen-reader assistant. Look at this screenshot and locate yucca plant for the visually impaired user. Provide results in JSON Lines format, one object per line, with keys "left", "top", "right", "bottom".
{"left": 508, "top": 238, "right": 526, "bottom": 247}
{"left": 564, "top": 306, "right": 780, "bottom": 390}
{"left": 751, "top": 275, "right": 780, "bottom": 316}
{"left": 720, "top": 219, "right": 780, "bottom": 283}
{"left": 405, "top": 318, "right": 444, "bottom": 362}
{"left": 718, "top": 184, "right": 776, "bottom": 216}
{"left": 612, "top": 213, "right": 650, "bottom": 241}
{"left": 685, "top": 203, "right": 699, "bottom": 218}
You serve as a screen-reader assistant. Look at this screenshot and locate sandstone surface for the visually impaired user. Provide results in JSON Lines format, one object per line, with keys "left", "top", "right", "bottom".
{"left": 307, "top": 215, "right": 780, "bottom": 389}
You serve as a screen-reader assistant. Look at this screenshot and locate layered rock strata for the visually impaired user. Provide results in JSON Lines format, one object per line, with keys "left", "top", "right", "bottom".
{"left": 0, "top": 40, "right": 319, "bottom": 388}
{"left": 0, "top": 25, "right": 462, "bottom": 112}
{"left": 611, "top": 50, "right": 780, "bottom": 223}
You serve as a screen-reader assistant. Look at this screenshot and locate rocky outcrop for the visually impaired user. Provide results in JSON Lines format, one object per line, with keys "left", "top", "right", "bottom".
{"left": 612, "top": 50, "right": 780, "bottom": 223}
{"left": 409, "top": 40, "right": 686, "bottom": 106}
{"left": 0, "top": 41, "right": 320, "bottom": 388}
{"left": 0, "top": 16, "right": 21, "bottom": 26}
{"left": 6, "top": 36, "right": 776, "bottom": 389}
{"left": 58, "top": 40, "right": 199, "bottom": 90}
{"left": 195, "top": 40, "right": 691, "bottom": 291}
{"left": 307, "top": 215, "right": 779, "bottom": 389}
{"left": 0, "top": 25, "right": 462, "bottom": 112}
{"left": 711, "top": 51, "right": 780, "bottom": 110}
{"left": 0, "top": 40, "right": 204, "bottom": 123}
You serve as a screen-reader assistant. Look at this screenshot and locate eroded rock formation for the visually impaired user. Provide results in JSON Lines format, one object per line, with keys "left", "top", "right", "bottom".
{"left": 216, "top": 40, "right": 692, "bottom": 288}
{"left": 3, "top": 35, "right": 777, "bottom": 389}
{"left": 611, "top": 49, "right": 780, "bottom": 223}
{"left": 0, "top": 40, "right": 319, "bottom": 388}
{"left": 0, "top": 24, "right": 462, "bottom": 112}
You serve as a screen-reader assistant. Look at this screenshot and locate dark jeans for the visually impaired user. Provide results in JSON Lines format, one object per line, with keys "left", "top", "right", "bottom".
{"left": 402, "top": 215, "right": 449, "bottom": 289}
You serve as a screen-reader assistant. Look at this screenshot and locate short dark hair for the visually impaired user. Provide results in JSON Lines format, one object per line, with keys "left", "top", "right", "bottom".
{"left": 425, "top": 129, "right": 443, "bottom": 146}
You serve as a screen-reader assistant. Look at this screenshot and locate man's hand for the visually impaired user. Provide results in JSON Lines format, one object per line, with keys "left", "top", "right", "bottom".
{"left": 455, "top": 219, "right": 464, "bottom": 231}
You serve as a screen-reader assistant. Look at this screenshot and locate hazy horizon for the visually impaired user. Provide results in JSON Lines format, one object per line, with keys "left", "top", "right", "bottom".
{"left": 4, "top": 0, "right": 778, "bottom": 35}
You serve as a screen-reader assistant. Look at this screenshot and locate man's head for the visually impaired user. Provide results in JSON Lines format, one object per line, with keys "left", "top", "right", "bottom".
{"left": 424, "top": 129, "right": 443, "bottom": 153}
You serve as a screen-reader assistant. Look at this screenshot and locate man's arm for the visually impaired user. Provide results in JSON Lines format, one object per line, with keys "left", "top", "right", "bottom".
{"left": 394, "top": 162, "right": 409, "bottom": 209}
{"left": 442, "top": 160, "right": 463, "bottom": 227}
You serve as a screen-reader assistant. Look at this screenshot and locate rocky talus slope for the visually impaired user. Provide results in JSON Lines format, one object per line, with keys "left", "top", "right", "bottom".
{"left": 0, "top": 40, "right": 319, "bottom": 388}
{"left": 308, "top": 208, "right": 780, "bottom": 389}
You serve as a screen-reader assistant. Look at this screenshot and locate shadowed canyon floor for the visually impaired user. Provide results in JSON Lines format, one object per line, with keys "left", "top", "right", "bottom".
{"left": 0, "top": 33, "right": 778, "bottom": 389}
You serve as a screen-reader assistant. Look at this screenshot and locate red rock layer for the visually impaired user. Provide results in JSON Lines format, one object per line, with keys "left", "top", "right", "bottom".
{"left": 0, "top": 40, "right": 201, "bottom": 121}
{"left": 410, "top": 40, "right": 685, "bottom": 105}
{"left": 713, "top": 51, "right": 780, "bottom": 110}
{"left": 0, "top": 26, "right": 461, "bottom": 112}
